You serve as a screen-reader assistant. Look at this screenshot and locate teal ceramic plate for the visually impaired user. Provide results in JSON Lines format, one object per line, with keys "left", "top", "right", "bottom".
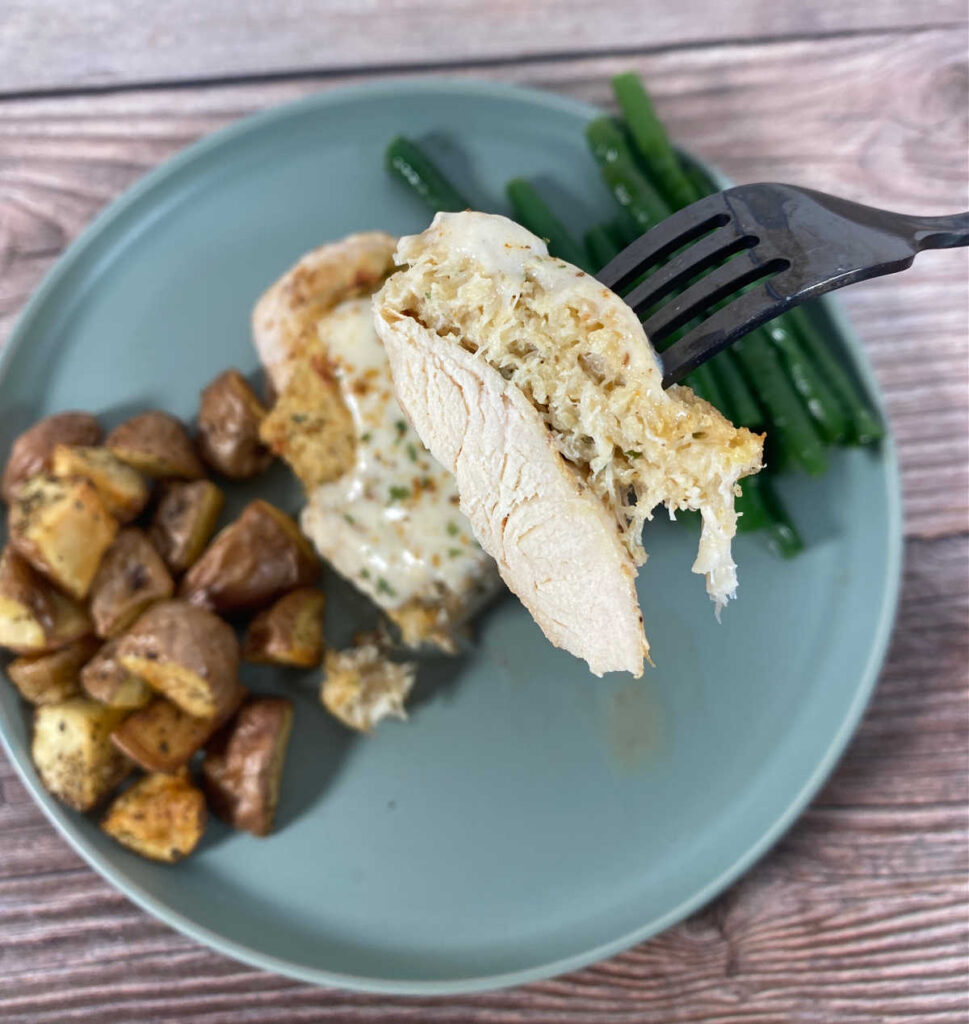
{"left": 0, "top": 80, "right": 901, "bottom": 994}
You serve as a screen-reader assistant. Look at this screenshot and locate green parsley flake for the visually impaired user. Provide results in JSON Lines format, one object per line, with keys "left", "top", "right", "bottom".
{"left": 406, "top": 442, "right": 418, "bottom": 462}
{"left": 360, "top": 568, "right": 370, "bottom": 580}
{"left": 343, "top": 513, "right": 356, "bottom": 525}
{"left": 446, "top": 521, "right": 460, "bottom": 537}
{"left": 376, "top": 576, "right": 397, "bottom": 597}
{"left": 394, "top": 420, "right": 407, "bottom": 441}
{"left": 360, "top": 432, "right": 372, "bottom": 443}
{"left": 624, "top": 450, "right": 642, "bottom": 459}
{"left": 447, "top": 548, "right": 463, "bottom": 559}
{"left": 388, "top": 485, "right": 411, "bottom": 502}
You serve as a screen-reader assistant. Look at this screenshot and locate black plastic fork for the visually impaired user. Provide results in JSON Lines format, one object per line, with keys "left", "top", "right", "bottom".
{"left": 597, "top": 183, "right": 969, "bottom": 388}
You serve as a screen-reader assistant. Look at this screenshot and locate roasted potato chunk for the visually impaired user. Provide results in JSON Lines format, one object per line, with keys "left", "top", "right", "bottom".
{"left": 80, "top": 638, "right": 153, "bottom": 709}
{"left": 116, "top": 600, "right": 240, "bottom": 718}
{"left": 2, "top": 411, "right": 102, "bottom": 503}
{"left": 321, "top": 642, "right": 416, "bottom": 733}
{"left": 110, "top": 685, "right": 245, "bottom": 773}
{"left": 0, "top": 546, "right": 92, "bottom": 654}
{"left": 197, "top": 369, "right": 273, "bottom": 479}
{"left": 50, "top": 445, "right": 150, "bottom": 523}
{"left": 31, "top": 698, "right": 131, "bottom": 811}
{"left": 101, "top": 771, "right": 206, "bottom": 862}
{"left": 243, "top": 588, "right": 326, "bottom": 668}
{"left": 180, "top": 500, "right": 319, "bottom": 613}
{"left": 9, "top": 474, "right": 119, "bottom": 599}
{"left": 105, "top": 412, "right": 205, "bottom": 480}
{"left": 259, "top": 360, "right": 356, "bottom": 489}
{"left": 148, "top": 480, "right": 224, "bottom": 574}
{"left": 89, "top": 529, "right": 174, "bottom": 638}
{"left": 202, "top": 697, "right": 294, "bottom": 836}
{"left": 8, "top": 636, "right": 100, "bottom": 705}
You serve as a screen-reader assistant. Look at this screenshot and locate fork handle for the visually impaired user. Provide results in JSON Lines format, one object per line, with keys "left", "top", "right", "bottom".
{"left": 910, "top": 211, "right": 969, "bottom": 251}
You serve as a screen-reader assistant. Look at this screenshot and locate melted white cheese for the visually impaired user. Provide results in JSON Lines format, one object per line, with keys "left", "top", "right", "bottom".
{"left": 396, "top": 213, "right": 548, "bottom": 308}
{"left": 300, "top": 297, "right": 491, "bottom": 610}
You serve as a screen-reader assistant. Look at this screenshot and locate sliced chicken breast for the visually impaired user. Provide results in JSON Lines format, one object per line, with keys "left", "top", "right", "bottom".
{"left": 374, "top": 212, "right": 764, "bottom": 676}
{"left": 252, "top": 233, "right": 498, "bottom": 651}
{"left": 379, "top": 312, "right": 648, "bottom": 676}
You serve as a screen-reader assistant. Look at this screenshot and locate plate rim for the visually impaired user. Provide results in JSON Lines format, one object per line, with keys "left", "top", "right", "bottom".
{"left": 0, "top": 76, "right": 903, "bottom": 995}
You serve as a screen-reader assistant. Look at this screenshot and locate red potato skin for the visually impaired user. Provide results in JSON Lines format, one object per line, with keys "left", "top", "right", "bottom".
{"left": 179, "top": 500, "right": 319, "bottom": 613}
{"left": 2, "top": 412, "right": 102, "bottom": 502}
{"left": 148, "top": 480, "right": 224, "bottom": 574}
{"left": 202, "top": 697, "right": 294, "bottom": 836}
{"left": 242, "top": 587, "right": 326, "bottom": 668}
{"left": 105, "top": 412, "right": 205, "bottom": 480}
{"left": 115, "top": 600, "right": 240, "bottom": 718}
{"left": 110, "top": 683, "right": 246, "bottom": 773}
{"left": 197, "top": 370, "right": 273, "bottom": 479}
{"left": 0, "top": 545, "right": 94, "bottom": 654}
{"left": 88, "top": 529, "right": 175, "bottom": 638}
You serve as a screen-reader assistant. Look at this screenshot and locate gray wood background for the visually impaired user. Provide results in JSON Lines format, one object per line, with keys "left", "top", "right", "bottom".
{"left": 1, "top": 3, "right": 967, "bottom": 1020}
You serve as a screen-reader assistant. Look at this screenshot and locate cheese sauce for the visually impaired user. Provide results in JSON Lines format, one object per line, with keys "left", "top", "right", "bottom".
{"left": 300, "top": 297, "right": 491, "bottom": 610}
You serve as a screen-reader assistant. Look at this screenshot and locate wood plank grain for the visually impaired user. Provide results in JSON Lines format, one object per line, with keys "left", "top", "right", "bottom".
{"left": 1, "top": 0, "right": 965, "bottom": 95}
{"left": 1, "top": 30, "right": 966, "bottom": 537}
{"left": 0, "top": 536, "right": 965, "bottom": 1022}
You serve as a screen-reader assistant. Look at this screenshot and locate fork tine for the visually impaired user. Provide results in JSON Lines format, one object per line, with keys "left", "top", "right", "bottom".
{"left": 596, "top": 193, "right": 731, "bottom": 292}
{"left": 659, "top": 284, "right": 791, "bottom": 388}
{"left": 623, "top": 222, "right": 756, "bottom": 315}
{"left": 643, "top": 249, "right": 789, "bottom": 344}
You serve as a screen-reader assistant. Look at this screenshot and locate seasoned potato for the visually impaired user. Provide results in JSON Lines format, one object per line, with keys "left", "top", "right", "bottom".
{"left": 8, "top": 635, "right": 100, "bottom": 705}
{"left": 0, "top": 546, "right": 92, "bottom": 654}
{"left": 197, "top": 369, "right": 273, "bottom": 479}
{"left": 259, "top": 362, "right": 356, "bottom": 490}
{"left": 148, "top": 480, "right": 224, "bottom": 574}
{"left": 180, "top": 500, "right": 319, "bottom": 613}
{"left": 9, "top": 474, "right": 119, "bottom": 599}
{"left": 80, "top": 638, "right": 153, "bottom": 709}
{"left": 110, "top": 685, "right": 245, "bottom": 773}
{"left": 105, "top": 412, "right": 205, "bottom": 480}
{"left": 31, "top": 698, "right": 131, "bottom": 811}
{"left": 202, "top": 697, "right": 294, "bottom": 836}
{"left": 89, "top": 529, "right": 174, "bottom": 638}
{"left": 321, "top": 641, "right": 416, "bottom": 733}
{"left": 116, "top": 600, "right": 240, "bottom": 718}
{"left": 50, "top": 445, "right": 150, "bottom": 523}
{"left": 243, "top": 588, "right": 326, "bottom": 668}
{"left": 2, "top": 411, "right": 102, "bottom": 503}
{"left": 101, "top": 771, "right": 206, "bottom": 862}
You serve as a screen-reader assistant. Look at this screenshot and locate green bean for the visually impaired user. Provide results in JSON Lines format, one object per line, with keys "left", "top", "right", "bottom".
{"left": 711, "top": 351, "right": 764, "bottom": 431}
{"left": 688, "top": 362, "right": 726, "bottom": 410}
{"left": 756, "top": 475, "right": 804, "bottom": 557}
{"left": 732, "top": 332, "right": 828, "bottom": 476}
{"left": 385, "top": 135, "right": 469, "bottom": 213}
{"left": 585, "top": 118, "right": 670, "bottom": 229}
{"left": 680, "top": 159, "right": 715, "bottom": 205}
{"left": 607, "top": 212, "right": 642, "bottom": 247}
{"left": 763, "top": 317, "right": 849, "bottom": 444}
{"left": 584, "top": 224, "right": 623, "bottom": 271}
{"left": 786, "top": 307, "right": 885, "bottom": 445}
{"left": 612, "top": 72, "right": 698, "bottom": 209}
{"left": 506, "top": 178, "right": 593, "bottom": 271}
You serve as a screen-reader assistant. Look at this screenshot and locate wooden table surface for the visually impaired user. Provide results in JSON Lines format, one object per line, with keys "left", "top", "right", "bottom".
{"left": 1, "top": 3, "right": 967, "bottom": 1020}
